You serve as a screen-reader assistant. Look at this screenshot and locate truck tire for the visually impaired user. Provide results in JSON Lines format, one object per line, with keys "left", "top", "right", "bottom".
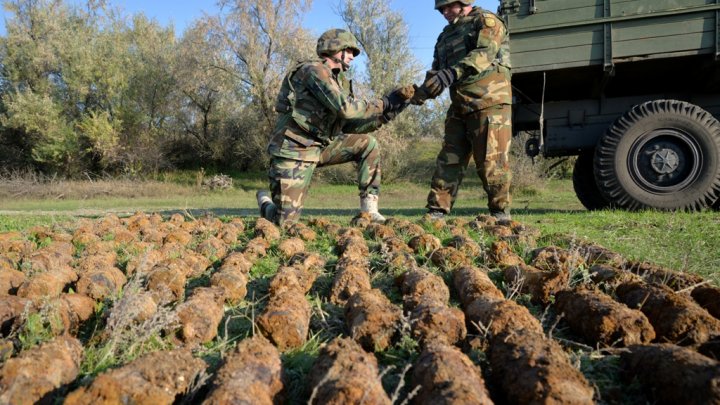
{"left": 595, "top": 100, "right": 720, "bottom": 211}
{"left": 573, "top": 153, "right": 612, "bottom": 210}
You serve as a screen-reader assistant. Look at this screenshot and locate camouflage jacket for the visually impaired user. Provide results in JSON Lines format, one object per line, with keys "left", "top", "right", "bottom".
{"left": 269, "top": 59, "right": 385, "bottom": 162}
{"left": 433, "top": 6, "right": 512, "bottom": 114}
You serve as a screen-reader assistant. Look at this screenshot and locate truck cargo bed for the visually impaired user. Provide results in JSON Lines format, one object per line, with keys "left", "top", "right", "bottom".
{"left": 504, "top": 0, "right": 720, "bottom": 74}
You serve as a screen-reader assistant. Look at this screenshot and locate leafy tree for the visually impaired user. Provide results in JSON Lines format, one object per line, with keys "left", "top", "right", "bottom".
{"left": 76, "top": 109, "right": 121, "bottom": 168}
{"left": 1, "top": 0, "right": 67, "bottom": 95}
{"left": 168, "top": 18, "right": 237, "bottom": 168}
{"left": 1, "top": 0, "right": 85, "bottom": 172}
{"left": 1, "top": 89, "right": 80, "bottom": 173}
{"left": 209, "top": 0, "right": 315, "bottom": 169}
{"left": 116, "top": 14, "right": 178, "bottom": 173}
{"left": 337, "top": 0, "right": 421, "bottom": 95}
{"left": 0, "top": 0, "right": 181, "bottom": 174}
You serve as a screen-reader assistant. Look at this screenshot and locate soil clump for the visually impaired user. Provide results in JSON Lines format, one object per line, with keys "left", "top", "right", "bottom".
{"left": 616, "top": 281, "right": 720, "bottom": 345}
{"left": 0, "top": 336, "right": 83, "bottom": 404}
{"left": 411, "top": 343, "right": 493, "bottom": 405}
{"left": 554, "top": 287, "right": 655, "bottom": 346}
{"left": 202, "top": 336, "right": 284, "bottom": 404}
{"left": 691, "top": 285, "right": 720, "bottom": 320}
{"left": 308, "top": 337, "right": 390, "bottom": 404}
{"left": 345, "top": 289, "right": 402, "bottom": 351}
{"left": 621, "top": 344, "right": 720, "bottom": 405}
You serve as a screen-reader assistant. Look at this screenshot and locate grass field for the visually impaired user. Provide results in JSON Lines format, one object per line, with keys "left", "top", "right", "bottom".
{"left": 2, "top": 174, "right": 719, "bottom": 403}
{"left": 1, "top": 176, "right": 718, "bottom": 283}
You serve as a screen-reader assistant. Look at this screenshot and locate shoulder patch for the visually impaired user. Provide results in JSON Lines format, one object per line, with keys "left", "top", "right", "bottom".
{"left": 483, "top": 13, "right": 496, "bottom": 27}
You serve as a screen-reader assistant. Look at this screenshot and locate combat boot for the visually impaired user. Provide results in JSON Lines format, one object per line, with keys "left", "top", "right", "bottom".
{"left": 360, "top": 194, "right": 386, "bottom": 224}
{"left": 490, "top": 208, "right": 511, "bottom": 222}
{"left": 256, "top": 190, "right": 277, "bottom": 222}
{"left": 426, "top": 210, "right": 446, "bottom": 220}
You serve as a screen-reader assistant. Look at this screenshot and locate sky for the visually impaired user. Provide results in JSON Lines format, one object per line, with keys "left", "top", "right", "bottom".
{"left": 0, "top": 0, "right": 500, "bottom": 70}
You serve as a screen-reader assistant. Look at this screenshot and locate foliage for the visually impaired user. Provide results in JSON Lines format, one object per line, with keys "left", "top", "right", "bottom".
{"left": 0, "top": 0, "right": 175, "bottom": 174}
{"left": 337, "top": 0, "right": 420, "bottom": 95}
{"left": 210, "top": 0, "right": 315, "bottom": 170}
{"left": 17, "top": 310, "right": 60, "bottom": 350}
{"left": 169, "top": 19, "right": 235, "bottom": 169}
{"left": 0, "top": 0, "right": 449, "bottom": 179}
{"left": 76, "top": 110, "right": 122, "bottom": 168}
{"left": 0, "top": 0, "right": 316, "bottom": 175}
{"left": 1, "top": 89, "right": 80, "bottom": 173}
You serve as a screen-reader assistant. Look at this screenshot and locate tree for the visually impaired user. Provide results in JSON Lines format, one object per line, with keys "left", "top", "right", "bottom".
{"left": 337, "top": 0, "right": 422, "bottom": 95}
{"left": 1, "top": 0, "right": 66, "bottom": 94}
{"left": 169, "top": 18, "right": 239, "bottom": 168}
{"left": 1, "top": 0, "right": 89, "bottom": 173}
{"left": 116, "top": 14, "right": 178, "bottom": 173}
{"left": 0, "top": 0, "right": 179, "bottom": 174}
{"left": 209, "top": 0, "right": 315, "bottom": 169}
{"left": 1, "top": 89, "right": 79, "bottom": 172}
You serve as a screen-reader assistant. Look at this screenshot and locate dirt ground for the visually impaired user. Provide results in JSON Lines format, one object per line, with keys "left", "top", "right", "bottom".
{"left": 1, "top": 212, "right": 720, "bottom": 404}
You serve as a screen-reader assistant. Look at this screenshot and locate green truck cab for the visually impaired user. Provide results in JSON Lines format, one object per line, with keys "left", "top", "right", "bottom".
{"left": 500, "top": 0, "right": 720, "bottom": 210}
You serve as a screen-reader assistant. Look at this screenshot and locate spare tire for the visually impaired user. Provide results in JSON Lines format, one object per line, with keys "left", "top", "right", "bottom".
{"left": 594, "top": 100, "right": 720, "bottom": 211}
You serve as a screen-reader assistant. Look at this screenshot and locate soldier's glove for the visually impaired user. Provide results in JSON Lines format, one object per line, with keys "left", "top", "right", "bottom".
{"left": 381, "top": 86, "right": 411, "bottom": 113}
{"left": 423, "top": 68, "right": 457, "bottom": 98}
{"left": 380, "top": 85, "right": 414, "bottom": 123}
{"left": 380, "top": 101, "right": 409, "bottom": 124}
{"left": 410, "top": 84, "right": 430, "bottom": 105}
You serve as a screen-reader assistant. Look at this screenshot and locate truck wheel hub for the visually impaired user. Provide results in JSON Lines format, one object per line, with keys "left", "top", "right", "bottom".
{"left": 629, "top": 128, "right": 702, "bottom": 192}
{"left": 650, "top": 148, "right": 680, "bottom": 174}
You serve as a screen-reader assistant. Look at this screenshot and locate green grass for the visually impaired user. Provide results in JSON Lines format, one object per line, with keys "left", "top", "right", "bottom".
{"left": 527, "top": 209, "right": 720, "bottom": 283}
{"left": 3, "top": 175, "right": 718, "bottom": 404}
{"left": 2, "top": 177, "right": 718, "bottom": 282}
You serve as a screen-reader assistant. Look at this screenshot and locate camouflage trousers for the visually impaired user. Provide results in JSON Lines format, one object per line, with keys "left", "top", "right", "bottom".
{"left": 426, "top": 104, "right": 512, "bottom": 214}
{"left": 266, "top": 133, "right": 381, "bottom": 224}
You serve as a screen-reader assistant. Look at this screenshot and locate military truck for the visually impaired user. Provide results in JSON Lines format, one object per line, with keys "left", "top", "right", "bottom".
{"left": 499, "top": 0, "right": 720, "bottom": 211}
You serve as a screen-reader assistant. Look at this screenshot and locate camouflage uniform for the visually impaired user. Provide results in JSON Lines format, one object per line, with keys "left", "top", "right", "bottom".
{"left": 425, "top": 6, "right": 513, "bottom": 216}
{"left": 264, "top": 58, "right": 387, "bottom": 224}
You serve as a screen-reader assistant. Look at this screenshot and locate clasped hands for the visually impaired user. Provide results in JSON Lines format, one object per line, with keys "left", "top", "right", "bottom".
{"left": 381, "top": 85, "right": 414, "bottom": 123}
{"left": 410, "top": 68, "right": 457, "bottom": 105}
{"left": 380, "top": 68, "right": 457, "bottom": 122}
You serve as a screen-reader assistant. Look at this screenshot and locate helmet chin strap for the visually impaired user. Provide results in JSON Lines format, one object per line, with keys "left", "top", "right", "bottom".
{"left": 452, "top": 5, "right": 471, "bottom": 22}
{"left": 335, "top": 50, "right": 350, "bottom": 71}
{"left": 327, "top": 50, "right": 350, "bottom": 71}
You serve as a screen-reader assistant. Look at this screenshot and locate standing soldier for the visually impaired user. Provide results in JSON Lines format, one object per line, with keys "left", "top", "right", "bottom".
{"left": 414, "top": 0, "right": 513, "bottom": 220}
{"left": 256, "top": 28, "right": 410, "bottom": 225}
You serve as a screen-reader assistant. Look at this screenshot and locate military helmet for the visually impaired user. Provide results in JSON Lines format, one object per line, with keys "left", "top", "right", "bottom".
{"left": 434, "top": 0, "right": 474, "bottom": 10}
{"left": 316, "top": 29, "right": 361, "bottom": 58}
